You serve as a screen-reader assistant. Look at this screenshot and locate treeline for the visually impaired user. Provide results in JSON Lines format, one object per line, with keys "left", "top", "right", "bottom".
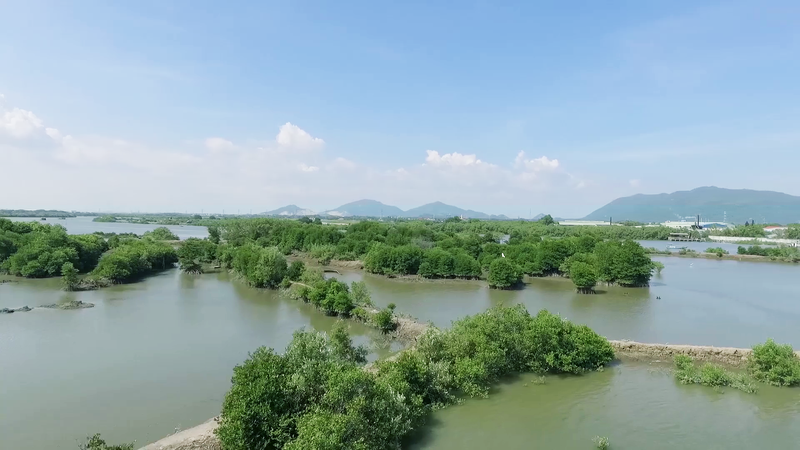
{"left": 214, "top": 219, "right": 657, "bottom": 291}
{"left": 0, "top": 220, "right": 184, "bottom": 287}
{"left": 215, "top": 305, "right": 614, "bottom": 450}
{"left": 737, "top": 245, "right": 800, "bottom": 262}
{"left": 0, "top": 220, "right": 108, "bottom": 277}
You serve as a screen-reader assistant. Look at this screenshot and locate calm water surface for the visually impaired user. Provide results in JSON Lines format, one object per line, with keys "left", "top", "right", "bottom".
{"left": 0, "top": 271, "right": 390, "bottom": 450}
{"left": 6, "top": 216, "right": 208, "bottom": 239}
{"left": 412, "top": 363, "right": 800, "bottom": 450}
{"left": 3, "top": 226, "right": 800, "bottom": 449}
{"left": 337, "top": 256, "right": 800, "bottom": 348}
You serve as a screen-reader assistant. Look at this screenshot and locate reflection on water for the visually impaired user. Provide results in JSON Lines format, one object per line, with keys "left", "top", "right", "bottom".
{"left": 336, "top": 256, "right": 800, "bottom": 348}
{"left": 413, "top": 362, "right": 800, "bottom": 450}
{"left": 0, "top": 270, "right": 390, "bottom": 450}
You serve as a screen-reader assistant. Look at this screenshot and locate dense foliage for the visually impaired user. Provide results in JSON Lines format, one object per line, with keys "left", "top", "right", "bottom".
{"left": 674, "top": 355, "right": 756, "bottom": 393}
{"left": 213, "top": 218, "right": 656, "bottom": 286}
{"left": 705, "top": 247, "right": 729, "bottom": 256}
{"left": 177, "top": 238, "right": 218, "bottom": 273}
{"left": 569, "top": 261, "right": 598, "bottom": 293}
{"left": 61, "top": 262, "right": 79, "bottom": 291}
{"left": 0, "top": 220, "right": 109, "bottom": 277}
{"left": 748, "top": 339, "right": 800, "bottom": 387}
{"left": 91, "top": 240, "right": 178, "bottom": 283}
{"left": 710, "top": 224, "right": 766, "bottom": 238}
{"left": 225, "top": 244, "right": 288, "bottom": 288}
{"left": 142, "top": 227, "right": 180, "bottom": 241}
{"left": 487, "top": 258, "right": 522, "bottom": 289}
{"left": 216, "top": 305, "right": 613, "bottom": 450}
{"left": 737, "top": 245, "right": 800, "bottom": 262}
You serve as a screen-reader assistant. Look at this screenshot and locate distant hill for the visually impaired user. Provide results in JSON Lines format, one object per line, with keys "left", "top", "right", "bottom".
{"left": 263, "top": 205, "right": 317, "bottom": 216}
{"left": 403, "top": 201, "right": 508, "bottom": 220}
{"left": 0, "top": 209, "right": 75, "bottom": 218}
{"left": 583, "top": 186, "right": 800, "bottom": 224}
{"left": 323, "top": 200, "right": 404, "bottom": 218}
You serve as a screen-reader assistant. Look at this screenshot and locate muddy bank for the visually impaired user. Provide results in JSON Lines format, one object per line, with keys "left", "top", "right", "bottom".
{"left": 650, "top": 251, "right": 794, "bottom": 263}
{"left": 1, "top": 300, "right": 95, "bottom": 314}
{"left": 138, "top": 417, "right": 220, "bottom": 450}
{"left": 609, "top": 340, "right": 800, "bottom": 367}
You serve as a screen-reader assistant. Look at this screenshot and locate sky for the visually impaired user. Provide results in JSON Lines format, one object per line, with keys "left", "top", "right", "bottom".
{"left": 1, "top": 0, "right": 799, "bottom": 218}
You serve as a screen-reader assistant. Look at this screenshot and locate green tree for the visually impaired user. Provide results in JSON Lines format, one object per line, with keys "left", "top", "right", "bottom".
{"left": 61, "top": 262, "right": 79, "bottom": 291}
{"left": 142, "top": 227, "right": 179, "bottom": 241}
{"left": 207, "top": 226, "right": 221, "bottom": 244}
{"left": 286, "top": 260, "right": 306, "bottom": 281}
{"left": 538, "top": 214, "right": 556, "bottom": 225}
{"left": 487, "top": 258, "right": 521, "bottom": 289}
{"left": 569, "top": 261, "right": 597, "bottom": 293}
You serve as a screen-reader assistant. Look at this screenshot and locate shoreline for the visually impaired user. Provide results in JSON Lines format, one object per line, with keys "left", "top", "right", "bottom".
{"left": 139, "top": 336, "right": 785, "bottom": 450}
{"left": 651, "top": 251, "right": 799, "bottom": 264}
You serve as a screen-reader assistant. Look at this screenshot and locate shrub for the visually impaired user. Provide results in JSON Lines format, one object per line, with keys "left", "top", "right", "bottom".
{"left": 142, "top": 227, "right": 179, "bottom": 241}
{"left": 705, "top": 247, "right": 729, "bottom": 257}
{"left": 487, "top": 258, "right": 522, "bottom": 289}
{"left": 674, "top": 355, "right": 756, "bottom": 393}
{"left": 569, "top": 261, "right": 597, "bottom": 293}
{"left": 61, "top": 262, "right": 79, "bottom": 291}
{"left": 91, "top": 240, "right": 178, "bottom": 283}
{"left": 374, "top": 308, "right": 396, "bottom": 333}
{"left": 286, "top": 260, "right": 305, "bottom": 281}
{"left": 593, "top": 436, "right": 610, "bottom": 450}
{"left": 749, "top": 339, "right": 800, "bottom": 386}
{"left": 78, "top": 434, "right": 134, "bottom": 450}
{"left": 229, "top": 244, "right": 287, "bottom": 288}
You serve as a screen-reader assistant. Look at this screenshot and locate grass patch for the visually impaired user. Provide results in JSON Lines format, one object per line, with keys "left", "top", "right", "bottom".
{"left": 674, "top": 355, "right": 757, "bottom": 394}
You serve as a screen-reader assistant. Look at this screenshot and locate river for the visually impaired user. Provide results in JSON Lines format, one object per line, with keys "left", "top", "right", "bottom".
{"left": 2, "top": 223, "right": 800, "bottom": 449}
{"left": 5, "top": 216, "right": 209, "bottom": 239}
{"left": 0, "top": 271, "right": 390, "bottom": 450}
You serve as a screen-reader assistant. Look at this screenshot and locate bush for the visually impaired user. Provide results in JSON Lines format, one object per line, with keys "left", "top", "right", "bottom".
{"left": 142, "top": 227, "right": 179, "bottom": 241}
{"left": 569, "top": 261, "right": 597, "bottom": 293}
{"left": 487, "top": 258, "right": 522, "bottom": 289}
{"left": 229, "top": 244, "right": 287, "bottom": 288}
{"left": 286, "top": 260, "right": 305, "bottom": 281}
{"left": 61, "top": 262, "right": 79, "bottom": 291}
{"left": 91, "top": 240, "right": 178, "bottom": 283}
{"left": 78, "top": 434, "right": 134, "bottom": 450}
{"left": 217, "top": 305, "right": 612, "bottom": 450}
{"left": 749, "top": 339, "right": 800, "bottom": 386}
{"left": 593, "top": 436, "right": 610, "bottom": 450}
{"left": 374, "top": 308, "right": 396, "bottom": 333}
{"left": 705, "top": 247, "right": 729, "bottom": 257}
{"left": 674, "top": 355, "right": 756, "bottom": 393}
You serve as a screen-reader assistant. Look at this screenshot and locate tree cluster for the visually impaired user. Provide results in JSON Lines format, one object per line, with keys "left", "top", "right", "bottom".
{"left": 177, "top": 238, "right": 218, "bottom": 273}
{"left": 91, "top": 240, "right": 178, "bottom": 283}
{"left": 141, "top": 227, "right": 180, "bottom": 241}
{"left": 216, "top": 305, "right": 614, "bottom": 450}
{"left": 0, "top": 220, "right": 109, "bottom": 278}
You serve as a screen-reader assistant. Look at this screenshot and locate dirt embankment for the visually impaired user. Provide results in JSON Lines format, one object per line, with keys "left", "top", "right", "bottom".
{"left": 609, "top": 340, "right": 800, "bottom": 367}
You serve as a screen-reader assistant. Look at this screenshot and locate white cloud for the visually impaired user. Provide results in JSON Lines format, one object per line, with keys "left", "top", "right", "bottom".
{"left": 276, "top": 122, "right": 324, "bottom": 151}
{"left": 0, "top": 108, "right": 44, "bottom": 138}
{"left": 298, "top": 163, "right": 319, "bottom": 172}
{"left": 205, "top": 137, "right": 234, "bottom": 152}
{"left": 629, "top": 179, "right": 641, "bottom": 187}
{"left": 424, "top": 150, "right": 492, "bottom": 168}
{"left": 514, "top": 151, "right": 560, "bottom": 172}
{"left": 45, "top": 127, "right": 63, "bottom": 141}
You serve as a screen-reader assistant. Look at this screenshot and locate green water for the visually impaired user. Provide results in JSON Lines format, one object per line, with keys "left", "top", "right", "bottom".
{"left": 2, "top": 255, "right": 800, "bottom": 449}
{"left": 336, "top": 256, "right": 800, "bottom": 348}
{"left": 0, "top": 271, "right": 390, "bottom": 450}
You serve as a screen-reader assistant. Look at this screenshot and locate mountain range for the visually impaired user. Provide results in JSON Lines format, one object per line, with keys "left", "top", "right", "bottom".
{"left": 583, "top": 186, "right": 800, "bottom": 224}
{"left": 263, "top": 199, "right": 510, "bottom": 220}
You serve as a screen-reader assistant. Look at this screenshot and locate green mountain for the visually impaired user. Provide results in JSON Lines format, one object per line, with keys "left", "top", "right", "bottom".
{"left": 323, "top": 200, "right": 404, "bottom": 218}
{"left": 583, "top": 186, "right": 800, "bottom": 224}
{"left": 403, "top": 201, "right": 507, "bottom": 220}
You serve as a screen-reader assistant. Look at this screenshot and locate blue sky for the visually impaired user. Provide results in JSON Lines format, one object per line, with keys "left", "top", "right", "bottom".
{"left": 1, "top": 0, "right": 799, "bottom": 218}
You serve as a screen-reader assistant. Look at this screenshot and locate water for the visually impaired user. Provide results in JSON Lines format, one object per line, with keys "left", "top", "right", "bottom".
{"left": 0, "top": 271, "right": 390, "bottom": 450}
{"left": 3, "top": 232, "right": 800, "bottom": 449}
{"left": 638, "top": 239, "right": 746, "bottom": 254}
{"left": 336, "top": 256, "right": 800, "bottom": 348}
{"left": 5, "top": 216, "right": 208, "bottom": 239}
{"left": 411, "top": 363, "right": 800, "bottom": 450}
